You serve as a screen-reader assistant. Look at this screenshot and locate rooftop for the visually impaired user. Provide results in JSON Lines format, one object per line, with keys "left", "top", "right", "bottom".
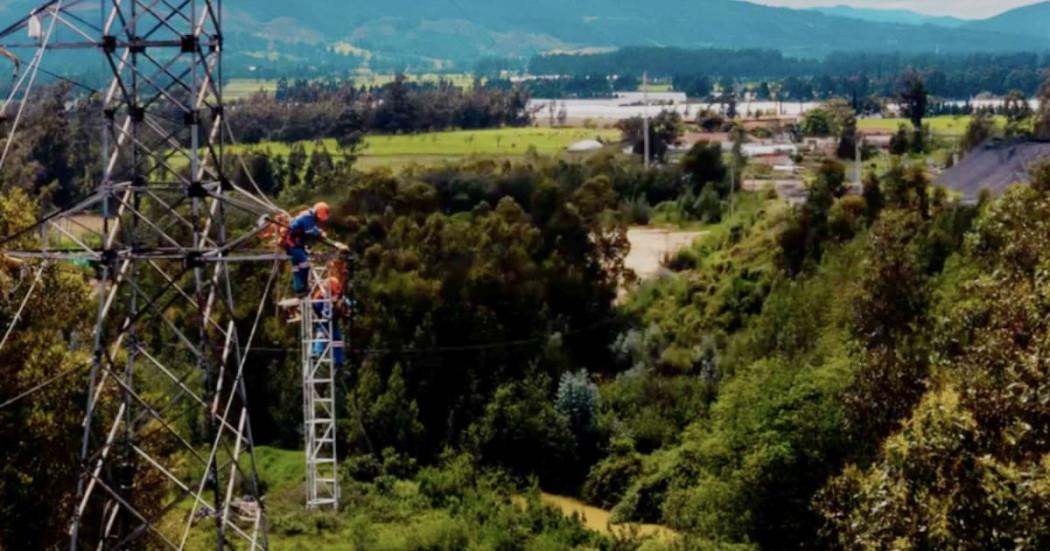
{"left": 936, "top": 140, "right": 1050, "bottom": 202}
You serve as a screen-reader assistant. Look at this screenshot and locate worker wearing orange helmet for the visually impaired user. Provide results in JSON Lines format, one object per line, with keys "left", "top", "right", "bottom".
{"left": 281, "top": 201, "right": 347, "bottom": 297}
{"left": 312, "top": 275, "right": 352, "bottom": 368}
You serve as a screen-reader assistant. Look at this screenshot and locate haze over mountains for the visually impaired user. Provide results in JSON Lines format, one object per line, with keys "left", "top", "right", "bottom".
{"left": 227, "top": 0, "right": 1050, "bottom": 69}
{"left": 807, "top": 6, "right": 966, "bottom": 27}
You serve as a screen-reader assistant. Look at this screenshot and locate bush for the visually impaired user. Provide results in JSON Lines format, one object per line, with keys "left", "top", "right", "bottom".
{"left": 622, "top": 196, "right": 652, "bottom": 225}
{"left": 418, "top": 452, "right": 477, "bottom": 507}
{"left": 582, "top": 440, "right": 643, "bottom": 509}
{"left": 695, "top": 184, "right": 722, "bottom": 223}
{"left": 828, "top": 195, "right": 865, "bottom": 241}
{"left": 467, "top": 374, "right": 577, "bottom": 488}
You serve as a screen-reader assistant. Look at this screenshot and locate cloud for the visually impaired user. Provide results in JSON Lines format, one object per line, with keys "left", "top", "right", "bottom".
{"left": 751, "top": 0, "right": 1043, "bottom": 19}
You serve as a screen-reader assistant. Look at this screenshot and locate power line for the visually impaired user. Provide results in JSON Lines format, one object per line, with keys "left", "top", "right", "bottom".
{"left": 0, "top": 261, "right": 46, "bottom": 352}
{"left": 0, "top": 359, "right": 87, "bottom": 411}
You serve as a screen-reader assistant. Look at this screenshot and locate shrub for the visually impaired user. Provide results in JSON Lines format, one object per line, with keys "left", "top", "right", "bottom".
{"left": 695, "top": 184, "right": 722, "bottom": 223}
{"left": 467, "top": 374, "right": 577, "bottom": 487}
{"left": 582, "top": 441, "right": 643, "bottom": 509}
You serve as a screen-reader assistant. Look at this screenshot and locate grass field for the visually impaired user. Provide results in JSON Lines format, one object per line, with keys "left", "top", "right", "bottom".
{"left": 858, "top": 115, "right": 1007, "bottom": 137}
{"left": 224, "top": 73, "right": 479, "bottom": 100}
{"left": 224, "top": 79, "right": 279, "bottom": 100}
{"left": 638, "top": 82, "right": 674, "bottom": 93}
{"left": 171, "top": 446, "right": 674, "bottom": 550}
{"left": 236, "top": 127, "right": 622, "bottom": 170}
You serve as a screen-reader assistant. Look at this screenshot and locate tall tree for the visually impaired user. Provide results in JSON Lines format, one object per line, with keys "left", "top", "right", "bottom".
{"left": 898, "top": 71, "right": 928, "bottom": 153}
{"left": 1035, "top": 71, "right": 1050, "bottom": 140}
{"left": 961, "top": 111, "right": 995, "bottom": 153}
{"left": 617, "top": 110, "right": 683, "bottom": 163}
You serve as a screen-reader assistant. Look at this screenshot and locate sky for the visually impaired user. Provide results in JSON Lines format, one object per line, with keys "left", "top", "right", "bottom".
{"left": 753, "top": 0, "right": 1044, "bottom": 19}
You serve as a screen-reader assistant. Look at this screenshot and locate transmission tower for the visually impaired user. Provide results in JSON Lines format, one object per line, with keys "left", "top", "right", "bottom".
{"left": 0, "top": 0, "right": 285, "bottom": 548}
{"left": 300, "top": 264, "right": 341, "bottom": 510}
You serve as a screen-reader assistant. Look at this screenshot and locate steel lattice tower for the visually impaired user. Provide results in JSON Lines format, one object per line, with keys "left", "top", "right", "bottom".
{"left": 300, "top": 265, "right": 341, "bottom": 510}
{"left": 0, "top": 0, "right": 285, "bottom": 548}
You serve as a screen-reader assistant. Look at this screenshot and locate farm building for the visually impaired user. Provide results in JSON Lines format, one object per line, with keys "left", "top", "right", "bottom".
{"left": 936, "top": 140, "right": 1050, "bottom": 203}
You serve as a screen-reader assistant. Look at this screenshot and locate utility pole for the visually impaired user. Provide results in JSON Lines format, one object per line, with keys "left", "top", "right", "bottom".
{"left": 855, "top": 135, "right": 863, "bottom": 190}
{"left": 643, "top": 71, "right": 650, "bottom": 169}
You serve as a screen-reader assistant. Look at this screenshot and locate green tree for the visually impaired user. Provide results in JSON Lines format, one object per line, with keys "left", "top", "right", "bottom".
{"left": 556, "top": 369, "right": 598, "bottom": 430}
{"left": 681, "top": 142, "right": 727, "bottom": 195}
{"left": 1003, "top": 89, "right": 1032, "bottom": 138}
{"left": 836, "top": 114, "right": 858, "bottom": 160}
{"left": 898, "top": 71, "right": 928, "bottom": 152}
{"left": 960, "top": 111, "right": 995, "bottom": 152}
{"left": 801, "top": 108, "right": 835, "bottom": 137}
{"left": 695, "top": 183, "right": 722, "bottom": 223}
{"left": 0, "top": 189, "right": 97, "bottom": 548}
{"left": 861, "top": 170, "right": 884, "bottom": 224}
{"left": 889, "top": 123, "right": 910, "bottom": 156}
{"left": 815, "top": 158, "right": 847, "bottom": 199}
{"left": 1035, "top": 70, "right": 1050, "bottom": 139}
{"left": 844, "top": 209, "right": 929, "bottom": 446}
{"left": 468, "top": 373, "right": 576, "bottom": 488}
{"left": 617, "top": 110, "right": 683, "bottom": 163}
{"left": 822, "top": 185, "right": 1050, "bottom": 549}
{"left": 756, "top": 81, "right": 771, "bottom": 101}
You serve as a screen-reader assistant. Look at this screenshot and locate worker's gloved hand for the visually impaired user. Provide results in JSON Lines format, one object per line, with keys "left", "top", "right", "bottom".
{"left": 334, "top": 242, "right": 349, "bottom": 252}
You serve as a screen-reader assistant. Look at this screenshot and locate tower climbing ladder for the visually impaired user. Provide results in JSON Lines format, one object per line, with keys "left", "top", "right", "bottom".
{"left": 300, "top": 265, "right": 341, "bottom": 510}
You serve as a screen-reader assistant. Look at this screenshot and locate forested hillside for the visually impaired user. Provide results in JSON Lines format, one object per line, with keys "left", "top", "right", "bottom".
{"left": 2, "top": 0, "right": 1038, "bottom": 72}
{"left": 1, "top": 1, "right": 1046, "bottom": 76}
{"left": 6, "top": 94, "right": 1050, "bottom": 545}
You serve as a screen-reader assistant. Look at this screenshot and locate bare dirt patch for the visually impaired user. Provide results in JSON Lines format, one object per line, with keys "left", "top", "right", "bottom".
{"left": 625, "top": 227, "right": 705, "bottom": 281}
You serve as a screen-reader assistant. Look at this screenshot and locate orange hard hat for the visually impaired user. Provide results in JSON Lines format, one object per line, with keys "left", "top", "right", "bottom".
{"left": 314, "top": 202, "right": 331, "bottom": 222}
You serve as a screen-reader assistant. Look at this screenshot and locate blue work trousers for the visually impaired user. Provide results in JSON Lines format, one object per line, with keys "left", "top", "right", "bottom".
{"left": 286, "top": 246, "right": 309, "bottom": 296}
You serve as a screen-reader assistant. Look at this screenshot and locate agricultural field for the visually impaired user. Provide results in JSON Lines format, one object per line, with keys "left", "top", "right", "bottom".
{"left": 224, "top": 79, "right": 279, "bottom": 100}
{"left": 858, "top": 114, "right": 1006, "bottom": 137}
{"left": 638, "top": 82, "right": 674, "bottom": 93}
{"left": 223, "top": 73, "right": 478, "bottom": 100}
{"left": 236, "top": 127, "right": 622, "bottom": 170}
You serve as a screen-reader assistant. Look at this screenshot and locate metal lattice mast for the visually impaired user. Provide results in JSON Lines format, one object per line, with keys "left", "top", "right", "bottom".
{"left": 300, "top": 266, "right": 340, "bottom": 510}
{"left": 0, "top": 1, "right": 287, "bottom": 548}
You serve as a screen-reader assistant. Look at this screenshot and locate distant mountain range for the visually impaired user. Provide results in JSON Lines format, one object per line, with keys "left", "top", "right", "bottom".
{"left": 807, "top": 5, "right": 966, "bottom": 28}
{"left": 811, "top": 2, "right": 1050, "bottom": 40}
{"left": 1, "top": 0, "right": 1049, "bottom": 74}
{"left": 963, "top": 2, "right": 1050, "bottom": 39}
{"left": 225, "top": 0, "right": 1050, "bottom": 72}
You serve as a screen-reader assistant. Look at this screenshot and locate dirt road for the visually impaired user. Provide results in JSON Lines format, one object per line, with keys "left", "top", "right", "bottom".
{"left": 625, "top": 227, "right": 705, "bottom": 281}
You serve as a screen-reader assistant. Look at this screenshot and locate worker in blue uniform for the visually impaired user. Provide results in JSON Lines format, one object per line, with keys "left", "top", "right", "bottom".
{"left": 281, "top": 202, "right": 347, "bottom": 297}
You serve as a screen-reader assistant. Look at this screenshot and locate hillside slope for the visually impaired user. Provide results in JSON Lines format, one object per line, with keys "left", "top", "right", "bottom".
{"left": 965, "top": 1, "right": 1050, "bottom": 39}
{"left": 809, "top": 5, "right": 966, "bottom": 27}
{"left": 223, "top": 0, "right": 1048, "bottom": 61}
{"left": 0, "top": 0, "right": 1045, "bottom": 71}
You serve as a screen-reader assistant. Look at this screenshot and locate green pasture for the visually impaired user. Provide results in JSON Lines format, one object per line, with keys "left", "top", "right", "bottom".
{"left": 224, "top": 79, "right": 279, "bottom": 100}
{"left": 224, "top": 73, "right": 479, "bottom": 100}
{"left": 236, "top": 127, "right": 622, "bottom": 170}
{"left": 857, "top": 115, "right": 1006, "bottom": 137}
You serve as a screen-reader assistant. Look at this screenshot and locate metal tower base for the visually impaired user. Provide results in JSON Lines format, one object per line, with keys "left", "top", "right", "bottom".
{"left": 300, "top": 265, "right": 341, "bottom": 510}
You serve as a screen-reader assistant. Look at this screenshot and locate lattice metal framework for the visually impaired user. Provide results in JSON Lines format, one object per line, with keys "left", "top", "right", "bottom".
{"left": 300, "top": 265, "right": 340, "bottom": 510}
{"left": 0, "top": 0, "right": 287, "bottom": 548}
